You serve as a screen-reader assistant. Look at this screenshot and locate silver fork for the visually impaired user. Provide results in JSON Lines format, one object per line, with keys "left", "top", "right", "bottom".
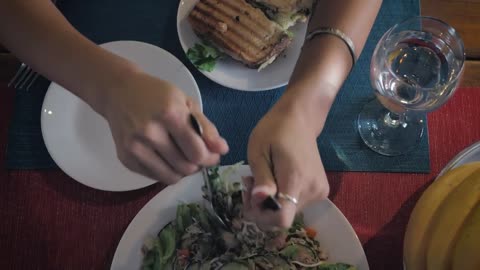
{"left": 7, "top": 0, "right": 58, "bottom": 91}
{"left": 189, "top": 114, "right": 228, "bottom": 229}
{"left": 7, "top": 63, "right": 40, "bottom": 91}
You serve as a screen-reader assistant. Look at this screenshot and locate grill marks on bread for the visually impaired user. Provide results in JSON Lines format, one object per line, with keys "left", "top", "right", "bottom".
{"left": 188, "top": 0, "right": 292, "bottom": 68}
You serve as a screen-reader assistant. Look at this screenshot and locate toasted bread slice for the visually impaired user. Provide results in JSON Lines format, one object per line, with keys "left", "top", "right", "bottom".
{"left": 188, "top": 0, "right": 292, "bottom": 69}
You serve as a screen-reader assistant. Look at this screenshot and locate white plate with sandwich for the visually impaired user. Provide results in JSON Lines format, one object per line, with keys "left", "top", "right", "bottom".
{"left": 177, "top": 0, "right": 314, "bottom": 91}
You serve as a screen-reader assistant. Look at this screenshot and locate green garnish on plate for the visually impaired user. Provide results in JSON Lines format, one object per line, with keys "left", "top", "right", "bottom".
{"left": 187, "top": 43, "right": 221, "bottom": 72}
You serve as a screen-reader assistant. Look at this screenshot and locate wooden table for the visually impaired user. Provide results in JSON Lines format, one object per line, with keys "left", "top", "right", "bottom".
{"left": 422, "top": 0, "right": 480, "bottom": 87}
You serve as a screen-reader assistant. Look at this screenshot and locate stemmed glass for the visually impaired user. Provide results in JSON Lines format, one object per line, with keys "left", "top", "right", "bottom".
{"left": 358, "top": 17, "right": 465, "bottom": 156}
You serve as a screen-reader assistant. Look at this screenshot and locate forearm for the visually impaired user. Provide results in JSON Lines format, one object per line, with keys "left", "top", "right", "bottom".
{"left": 278, "top": 0, "right": 382, "bottom": 135}
{"left": 0, "top": 0, "right": 137, "bottom": 115}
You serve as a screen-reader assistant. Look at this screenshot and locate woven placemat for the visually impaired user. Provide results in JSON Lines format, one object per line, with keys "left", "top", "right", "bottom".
{"left": 6, "top": 0, "right": 429, "bottom": 172}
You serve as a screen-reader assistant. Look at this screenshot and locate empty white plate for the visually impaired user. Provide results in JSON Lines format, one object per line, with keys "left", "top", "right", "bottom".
{"left": 41, "top": 41, "right": 202, "bottom": 192}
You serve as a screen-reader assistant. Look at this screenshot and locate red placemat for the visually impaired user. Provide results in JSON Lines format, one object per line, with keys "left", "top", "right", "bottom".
{"left": 330, "top": 87, "right": 480, "bottom": 269}
{"left": 1, "top": 86, "right": 479, "bottom": 270}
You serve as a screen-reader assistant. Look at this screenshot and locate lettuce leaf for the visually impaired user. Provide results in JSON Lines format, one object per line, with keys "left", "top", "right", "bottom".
{"left": 187, "top": 43, "right": 221, "bottom": 72}
{"left": 157, "top": 223, "right": 176, "bottom": 264}
{"left": 142, "top": 223, "right": 176, "bottom": 270}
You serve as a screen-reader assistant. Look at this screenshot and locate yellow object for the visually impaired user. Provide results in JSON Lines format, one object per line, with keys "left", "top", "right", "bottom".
{"left": 451, "top": 204, "right": 480, "bottom": 270}
{"left": 403, "top": 162, "right": 480, "bottom": 270}
{"left": 425, "top": 168, "right": 480, "bottom": 270}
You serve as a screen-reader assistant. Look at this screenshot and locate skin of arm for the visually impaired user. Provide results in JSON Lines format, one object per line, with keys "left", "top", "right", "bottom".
{"left": 246, "top": 0, "right": 383, "bottom": 228}
{"left": 0, "top": 0, "right": 229, "bottom": 184}
{"left": 281, "top": 0, "right": 383, "bottom": 134}
{"left": 0, "top": 0, "right": 133, "bottom": 114}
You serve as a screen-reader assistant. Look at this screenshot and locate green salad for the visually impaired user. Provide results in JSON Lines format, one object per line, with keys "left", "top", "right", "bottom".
{"left": 141, "top": 166, "right": 357, "bottom": 270}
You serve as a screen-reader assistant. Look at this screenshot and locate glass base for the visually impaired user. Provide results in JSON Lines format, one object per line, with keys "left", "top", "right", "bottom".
{"left": 357, "top": 99, "right": 425, "bottom": 156}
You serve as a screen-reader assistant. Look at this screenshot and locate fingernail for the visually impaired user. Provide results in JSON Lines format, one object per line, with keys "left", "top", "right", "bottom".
{"left": 252, "top": 186, "right": 274, "bottom": 198}
{"left": 206, "top": 136, "right": 229, "bottom": 154}
{"left": 212, "top": 136, "right": 228, "bottom": 152}
{"left": 221, "top": 137, "right": 228, "bottom": 146}
{"left": 221, "top": 138, "right": 229, "bottom": 153}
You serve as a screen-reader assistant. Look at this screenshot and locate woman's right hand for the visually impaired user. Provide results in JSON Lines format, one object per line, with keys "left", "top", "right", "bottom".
{"left": 98, "top": 70, "right": 229, "bottom": 185}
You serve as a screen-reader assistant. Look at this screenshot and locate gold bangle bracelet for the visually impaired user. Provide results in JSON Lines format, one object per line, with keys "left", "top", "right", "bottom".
{"left": 305, "top": 27, "right": 357, "bottom": 68}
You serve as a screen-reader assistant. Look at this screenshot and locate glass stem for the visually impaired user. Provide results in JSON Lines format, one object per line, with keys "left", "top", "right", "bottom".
{"left": 383, "top": 111, "right": 407, "bottom": 128}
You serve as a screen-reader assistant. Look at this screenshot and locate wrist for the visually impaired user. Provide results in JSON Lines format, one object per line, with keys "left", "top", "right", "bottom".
{"left": 274, "top": 81, "right": 338, "bottom": 136}
{"left": 274, "top": 34, "right": 352, "bottom": 136}
{"left": 82, "top": 51, "right": 141, "bottom": 118}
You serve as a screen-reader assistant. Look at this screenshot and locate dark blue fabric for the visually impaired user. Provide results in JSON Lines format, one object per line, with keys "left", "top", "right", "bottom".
{"left": 6, "top": 0, "right": 429, "bottom": 172}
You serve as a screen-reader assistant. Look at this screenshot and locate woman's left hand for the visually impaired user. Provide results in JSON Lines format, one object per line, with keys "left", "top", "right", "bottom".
{"left": 244, "top": 99, "right": 330, "bottom": 230}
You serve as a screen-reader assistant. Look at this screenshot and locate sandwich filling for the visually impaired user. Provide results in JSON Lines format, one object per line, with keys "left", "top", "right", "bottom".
{"left": 188, "top": 0, "right": 315, "bottom": 70}
{"left": 247, "top": 0, "right": 315, "bottom": 29}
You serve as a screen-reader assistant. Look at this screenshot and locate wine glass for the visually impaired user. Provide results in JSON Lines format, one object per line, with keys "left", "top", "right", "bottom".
{"left": 358, "top": 17, "right": 465, "bottom": 156}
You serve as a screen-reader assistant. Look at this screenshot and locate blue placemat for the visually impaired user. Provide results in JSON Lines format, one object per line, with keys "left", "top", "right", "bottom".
{"left": 5, "top": 0, "right": 430, "bottom": 173}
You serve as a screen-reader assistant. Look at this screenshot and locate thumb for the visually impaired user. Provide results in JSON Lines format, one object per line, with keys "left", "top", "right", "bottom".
{"left": 249, "top": 152, "right": 277, "bottom": 207}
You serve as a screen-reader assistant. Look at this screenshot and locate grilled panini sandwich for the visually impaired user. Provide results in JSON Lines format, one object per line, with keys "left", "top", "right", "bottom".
{"left": 188, "top": 0, "right": 293, "bottom": 69}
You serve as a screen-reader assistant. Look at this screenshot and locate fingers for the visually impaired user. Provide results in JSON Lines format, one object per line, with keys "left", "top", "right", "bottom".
{"left": 247, "top": 149, "right": 298, "bottom": 229}
{"left": 263, "top": 167, "right": 329, "bottom": 229}
{"left": 159, "top": 106, "right": 225, "bottom": 167}
{"left": 270, "top": 169, "right": 303, "bottom": 228}
{"left": 128, "top": 140, "right": 182, "bottom": 185}
{"left": 250, "top": 176, "right": 301, "bottom": 229}
{"left": 190, "top": 109, "right": 229, "bottom": 155}
{"left": 124, "top": 100, "right": 228, "bottom": 184}
{"left": 241, "top": 176, "right": 254, "bottom": 214}
{"left": 107, "top": 77, "right": 229, "bottom": 186}
{"left": 247, "top": 148, "right": 327, "bottom": 229}
{"left": 140, "top": 123, "right": 199, "bottom": 176}
{"left": 274, "top": 162, "right": 303, "bottom": 208}
{"left": 248, "top": 151, "right": 277, "bottom": 207}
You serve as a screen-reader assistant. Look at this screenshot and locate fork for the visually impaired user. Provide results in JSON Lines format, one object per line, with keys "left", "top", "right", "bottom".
{"left": 7, "top": 63, "right": 40, "bottom": 91}
{"left": 189, "top": 114, "right": 228, "bottom": 229}
{"left": 7, "top": 0, "right": 58, "bottom": 91}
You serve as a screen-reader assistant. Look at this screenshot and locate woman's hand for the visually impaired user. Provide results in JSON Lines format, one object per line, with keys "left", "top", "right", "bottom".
{"left": 245, "top": 98, "right": 330, "bottom": 229}
{"left": 99, "top": 70, "right": 229, "bottom": 185}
